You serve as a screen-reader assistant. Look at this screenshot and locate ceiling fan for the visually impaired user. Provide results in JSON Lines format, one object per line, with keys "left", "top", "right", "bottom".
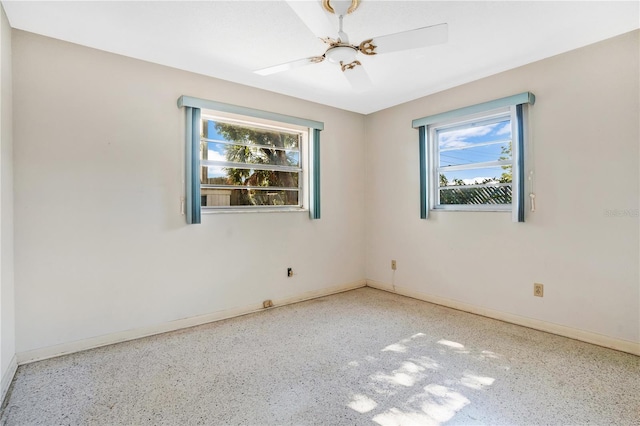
{"left": 254, "top": 0, "right": 448, "bottom": 91}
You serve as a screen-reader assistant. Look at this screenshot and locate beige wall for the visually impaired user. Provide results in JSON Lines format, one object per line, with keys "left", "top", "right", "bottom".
{"left": 0, "top": 3, "right": 16, "bottom": 388}
{"left": 365, "top": 31, "right": 639, "bottom": 345}
{"left": 9, "top": 27, "right": 639, "bottom": 359}
{"left": 12, "top": 30, "right": 366, "bottom": 354}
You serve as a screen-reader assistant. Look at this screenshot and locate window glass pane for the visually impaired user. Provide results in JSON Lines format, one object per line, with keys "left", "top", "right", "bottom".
{"left": 200, "top": 167, "right": 299, "bottom": 188}
{"left": 439, "top": 166, "right": 512, "bottom": 186}
{"left": 202, "top": 140, "right": 300, "bottom": 168}
{"left": 438, "top": 166, "right": 511, "bottom": 205}
{"left": 426, "top": 104, "right": 526, "bottom": 211}
{"left": 201, "top": 188, "right": 299, "bottom": 207}
{"left": 199, "top": 116, "right": 305, "bottom": 210}
{"left": 204, "top": 120, "right": 299, "bottom": 149}
{"left": 438, "top": 119, "right": 511, "bottom": 167}
{"left": 439, "top": 185, "right": 511, "bottom": 205}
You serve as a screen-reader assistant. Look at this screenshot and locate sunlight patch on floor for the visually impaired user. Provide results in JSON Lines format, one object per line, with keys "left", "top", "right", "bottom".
{"left": 382, "top": 343, "right": 407, "bottom": 353}
{"left": 460, "top": 372, "right": 495, "bottom": 390}
{"left": 399, "top": 361, "right": 423, "bottom": 373}
{"left": 419, "top": 384, "right": 471, "bottom": 423}
{"left": 371, "top": 384, "right": 471, "bottom": 426}
{"left": 382, "top": 333, "right": 429, "bottom": 353}
{"left": 437, "top": 339, "right": 464, "bottom": 349}
{"left": 480, "top": 350, "right": 500, "bottom": 359}
{"left": 410, "top": 356, "right": 440, "bottom": 371}
{"left": 346, "top": 333, "right": 501, "bottom": 425}
{"left": 371, "top": 359, "right": 430, "bottom": 387}
{"left": 371, "top": 371, "right": 417, "bottom": 387}
{"left": 372, "top": 407, "right": 440, "bottom": 426}
{"left": 348, "top": 394, "right": 378, "bottom": 413}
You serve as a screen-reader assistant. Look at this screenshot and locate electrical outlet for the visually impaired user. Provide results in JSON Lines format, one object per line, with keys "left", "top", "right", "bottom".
{"left": 287, "top": 268, "right": 293, "bottom": 277}
{"left": 391, "top": 260, "right": 397, "bottom": 270}
{"left": 534, "top": 283, "right": 544, "bottom": 297}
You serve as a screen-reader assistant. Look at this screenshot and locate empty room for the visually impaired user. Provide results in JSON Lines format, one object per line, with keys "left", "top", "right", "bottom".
{"left": 0, "top": 1, "right": 638, "bottom": 425}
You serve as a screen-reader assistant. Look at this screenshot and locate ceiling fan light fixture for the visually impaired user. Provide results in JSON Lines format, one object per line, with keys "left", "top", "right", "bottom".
{"left": 322, "top": 0, "right": 360, "bottom": 15}
{"left": 325, "top": 45, "right": 358, "bottom": 64}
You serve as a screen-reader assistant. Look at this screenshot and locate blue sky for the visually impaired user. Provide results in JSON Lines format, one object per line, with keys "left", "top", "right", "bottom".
{"left": 438, "top": 120, "right": 511, "bottom": 184}
{"left": 204, "top": 121, "right": 227, "bottom": 179}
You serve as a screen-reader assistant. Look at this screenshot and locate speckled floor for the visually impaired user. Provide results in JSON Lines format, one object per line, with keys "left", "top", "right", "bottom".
{"left": 1, "top": 287, "right": 639, "bottom": 425}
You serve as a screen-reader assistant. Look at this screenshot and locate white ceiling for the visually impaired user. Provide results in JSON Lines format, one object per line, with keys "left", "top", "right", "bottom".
{"left": 2, "top": 1, "right": 638, "bottom": 114}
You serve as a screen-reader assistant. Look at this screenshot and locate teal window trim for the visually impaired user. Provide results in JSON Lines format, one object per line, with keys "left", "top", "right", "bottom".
{"left": 178, "top": 96, "right": 323, "bottom": 223}
{"left": 178, "top": 96, "right": 324, "bottom": 131}
{"left": 412, "top": 92, "right": 535, "bottom": 129}
{"left": 310, "top": 129, "right": 321, "bottom": 219}
{"left": 185, "top": 107, "right": 201, "bottom": 224}
{"left": 419, "top": 126, "right": 428, "bottom": 219}
{"left": 515, "top": 104, "right": 525, "bottom": 223}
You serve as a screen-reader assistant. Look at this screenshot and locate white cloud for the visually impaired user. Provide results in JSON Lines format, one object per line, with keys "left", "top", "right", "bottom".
{"left": 440, "top": 140, "right": 474, "bottom": 150}
{"left": 496, "top": 122, "right": 511, "bottom": 136}
{"left": 439, "top": 122, "right": 503, "bottom": 149}
{"left": 206, "top": 149, "right": 227, "bottom": 178}
{"left": 459, "top": 177, "right": 499, "bottom": 185}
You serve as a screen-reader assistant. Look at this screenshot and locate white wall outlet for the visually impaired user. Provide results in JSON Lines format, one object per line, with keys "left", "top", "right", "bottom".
{"left": 391, "top": 260, "right": 397, "bottom": 270}
{"left": 534, "top": 283, "right": 544, "bottom": 297}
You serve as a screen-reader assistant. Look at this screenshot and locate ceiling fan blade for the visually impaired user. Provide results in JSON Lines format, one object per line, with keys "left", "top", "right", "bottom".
{"left": 286, "top": 0, "right": 336, "bottom": 38}
{"left": 366, "top": 23, "right": 448, "bottom": 55}
{"left": 342, "top": 63, "right": 373, "bottom": 92}
{"left": 254, "top": 56, "right": 324, "bottom": 76}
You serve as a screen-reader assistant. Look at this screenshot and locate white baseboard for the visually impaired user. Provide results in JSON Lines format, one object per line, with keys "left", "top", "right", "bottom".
{"left": 17, "top": 278, "right": 637, "bottom": 366}
{"left": 17, "top": 280, "right": 367, "bottom": 365}
{"left": 1, "top": 355, "right": 17, "bottom": 405}
{"left": 366, "top": 280, "right": 640, "bottom": 356}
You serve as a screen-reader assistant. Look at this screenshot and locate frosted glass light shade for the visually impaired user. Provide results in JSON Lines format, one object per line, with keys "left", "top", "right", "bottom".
{"left": 325, "top": 46, "right": 357, "bottom": 64}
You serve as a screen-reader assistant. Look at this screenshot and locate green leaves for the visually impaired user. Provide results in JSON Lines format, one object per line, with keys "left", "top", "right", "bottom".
{"left": 215, "top": 122, "right": 300, "bottom": 206}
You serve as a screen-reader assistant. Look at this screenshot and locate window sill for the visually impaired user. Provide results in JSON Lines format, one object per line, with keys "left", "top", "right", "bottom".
{"left": 432, "top": 207, "right": 511, "bottom": 213}
{"left": 201, "top": 207, "right": 309, "bottom": 215}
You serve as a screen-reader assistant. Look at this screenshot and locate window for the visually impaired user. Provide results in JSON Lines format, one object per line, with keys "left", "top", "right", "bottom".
{"left": 177, "top": 96, "right": 323, "bottom": 223}
{"left": 200, "top": 114, "right": 307, "bottom": 210}
{"left": 412, "top": 92, "right": 535, "bottom": 222}
{"left": 429, "top": 107, "right": 514, "bottom": 211}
